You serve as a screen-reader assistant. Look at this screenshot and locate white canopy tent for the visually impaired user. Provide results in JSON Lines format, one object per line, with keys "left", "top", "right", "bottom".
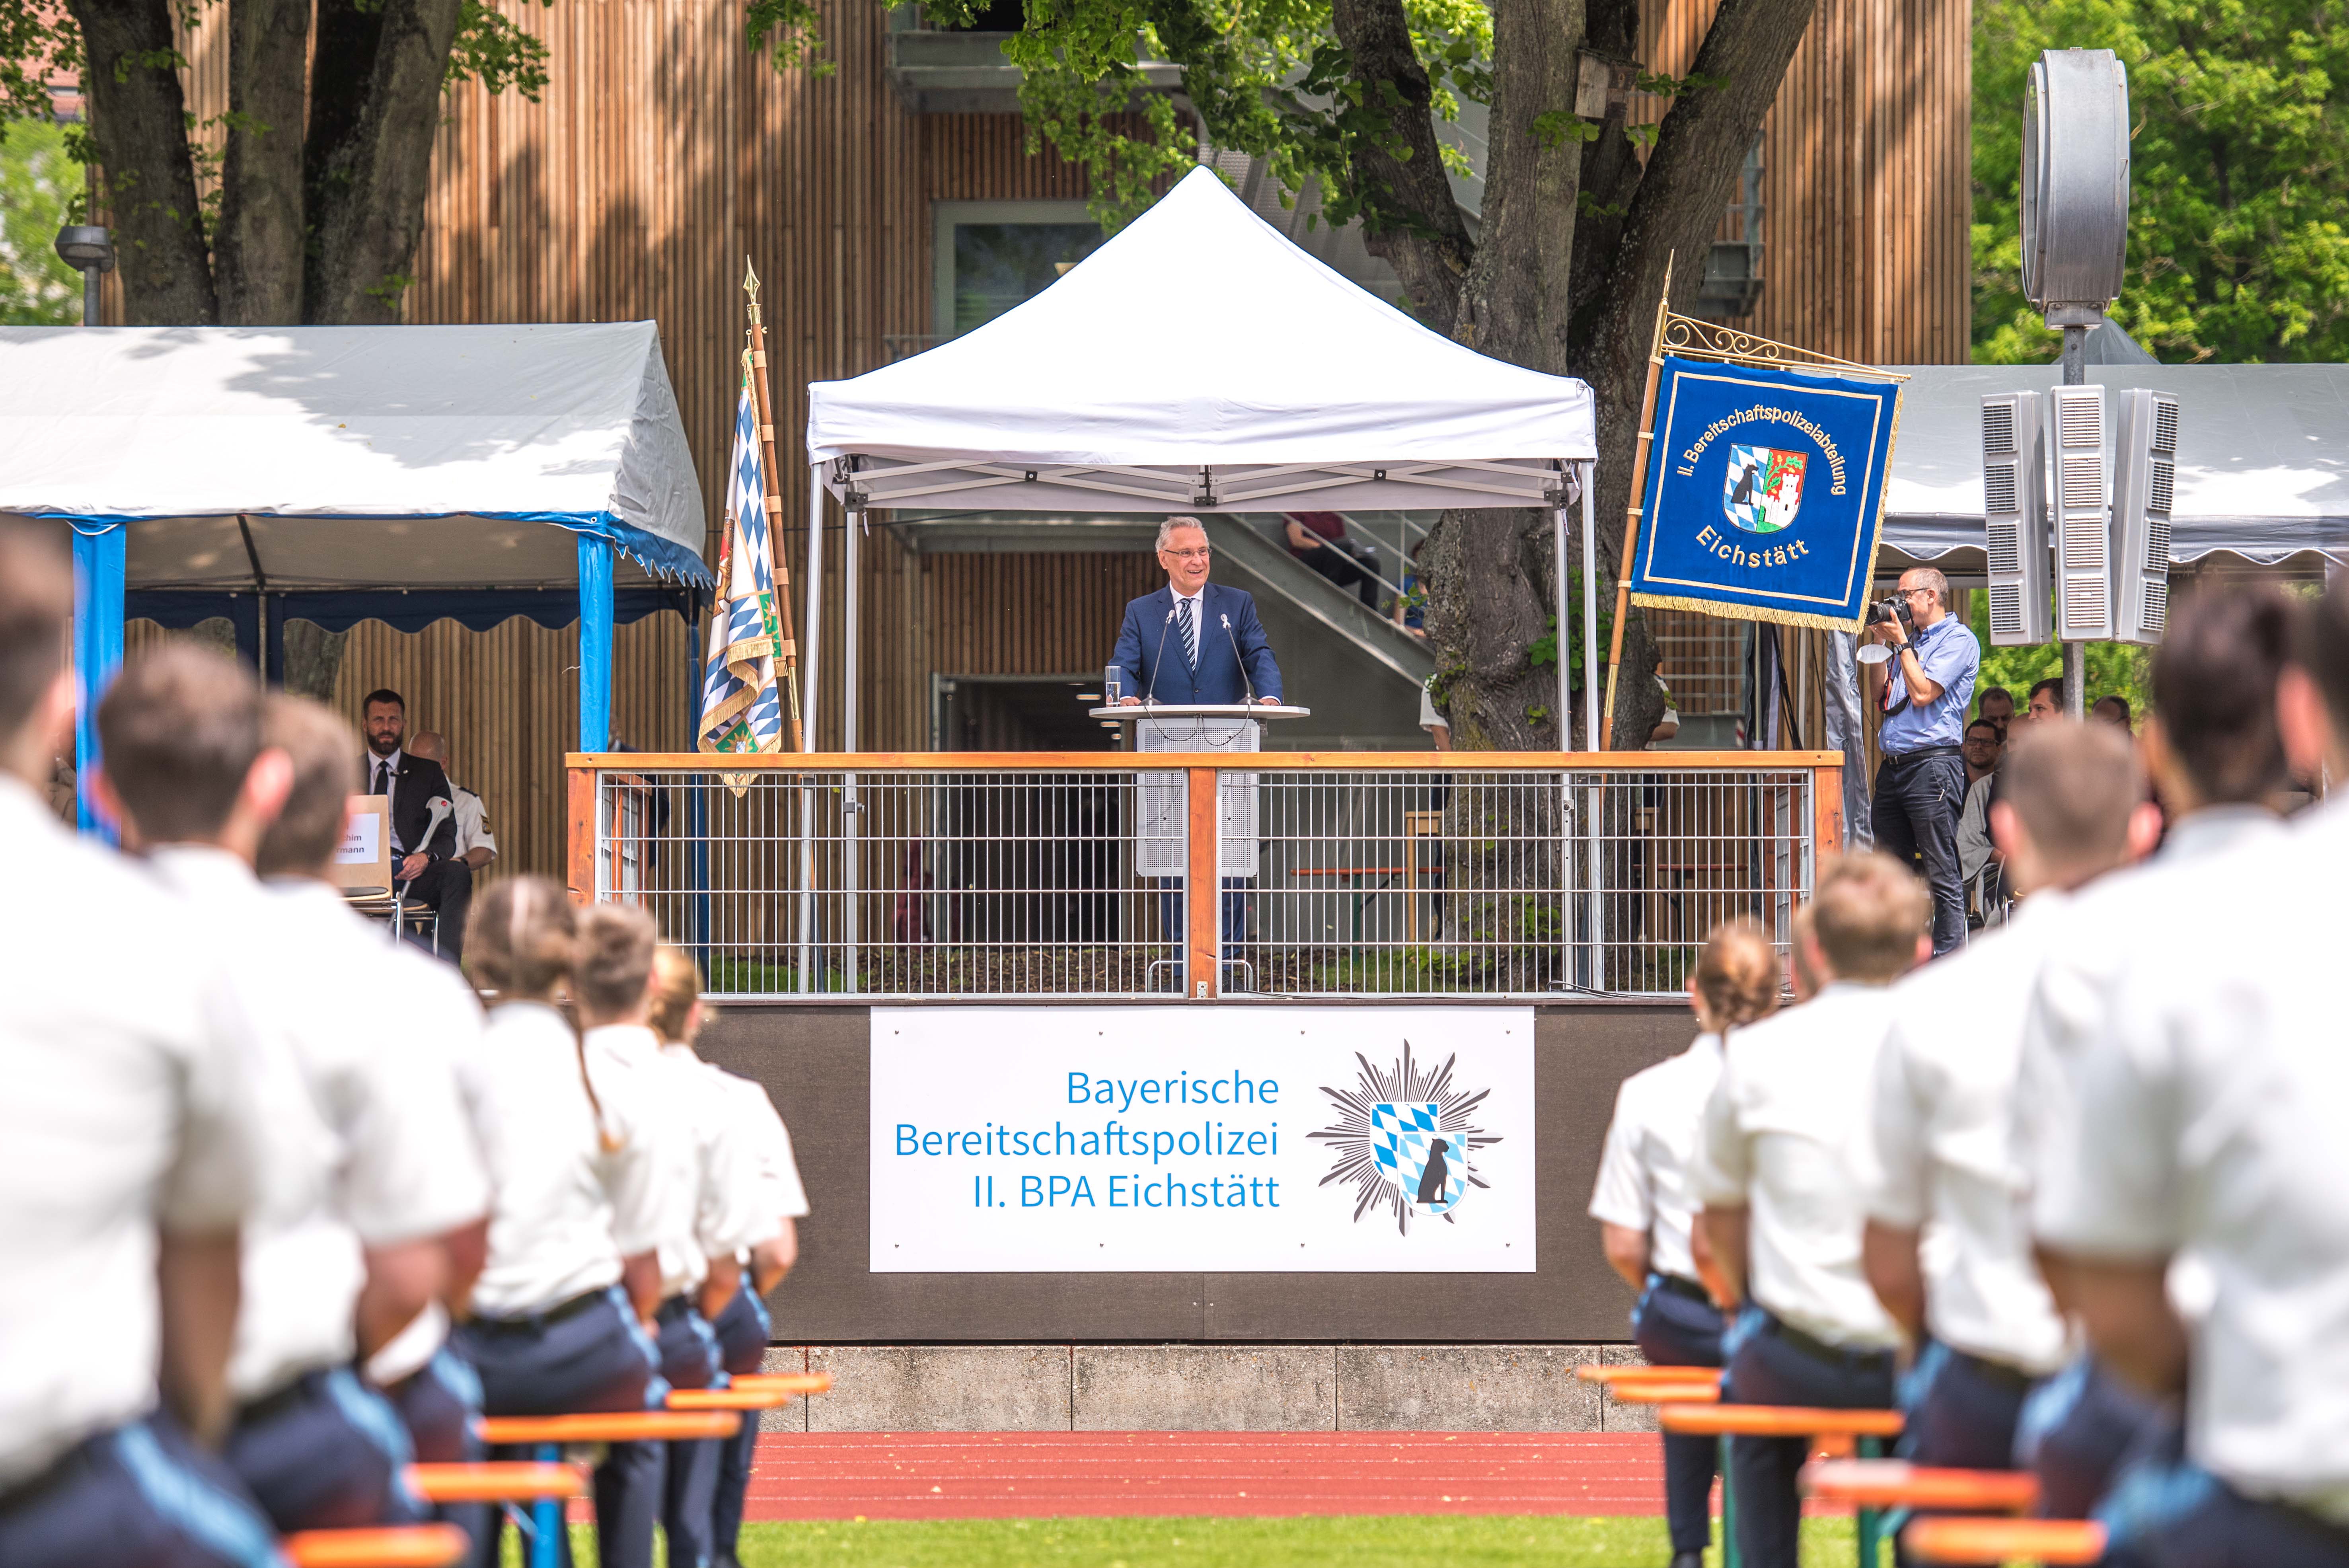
{"left": 0, "top": 321, "right": 709, "bottom": 831}
{"left": 805, "top": 165, "right": 1601, "bottom": 752}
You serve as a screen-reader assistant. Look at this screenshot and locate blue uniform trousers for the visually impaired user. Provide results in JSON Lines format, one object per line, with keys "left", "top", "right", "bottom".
{"left": 708, "top": 1280, "right": 773, "bottom": 1564}
{"left": 226, "top": 1365, "right": 422, "bottom": 1532}
{"left": 1721, "top": 1306, "right": 1897, "bottom": 1568}
{"left": 1631, "top": 1274, "right": 1724, "bottom": 1557}
{"left": 654, "top": 1293, "right": 727, "bottom": 1568}
{"left": 452, "top": 1283, "right": 668, "bottom": 1568}
{"left": 2014, "top": 1353, "right": 2173, "bottom": 1520}
{"left": 0, "top": 1412, "right": 282, "bottom": 1568}
{"left": 2099, "top": 1436, "right": 2349, "bottom": 1568}
{"left": 382, "top": 1348, "right": 491, "bottom": 1554}
{"left": 1892, "top": 1342, "right": 2038, "bottom": 1566}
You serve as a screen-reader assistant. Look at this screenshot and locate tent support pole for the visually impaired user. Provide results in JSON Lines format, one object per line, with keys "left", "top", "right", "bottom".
{"left": 843, "top": 504, "right": 859, "bottom": 994}
{"left": 70, "top": 522, "right": 125, "bottom": 841}
{"left": 1579, "top": 460, "right": 1602, "bottom": 990}
{"left": 576, "top": 535, "right": 614, "bottom": 754}
{"left": 800, "top": 464, "right": 822, "bottom": 993}
{"left": 1553, "top": 503, "right": 1570, "bottom": 746}
{"left": 264, "top": 594, "right": 286, "bottom": 688}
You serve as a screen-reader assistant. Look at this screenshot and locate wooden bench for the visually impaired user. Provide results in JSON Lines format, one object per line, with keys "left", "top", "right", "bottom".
{"left": 1801, "top": 1458, "right": 2038, "bottom": 1513}
{"left": 1609, "top": 1377, "right": 1722, "bottom": 1404}
{"left": 1901, "top": 1516, "right": 2106, "bottom": 1565}
{"left": 403, "top": 1461, "right": 585, "bottom": 1505}
{"left": 475, "top": 1412, "right": 742, "bottom": 1568}
{"left": 1660, "top": 1403, "right": 1906, "bottom": 1568}
{"left": 282, "top": 1525, "right": 467, "bottom": 1568}
{"left": 729, "top": 1371, "right": 833, "bottom": 1396}
{"left": 1574, "top": 1363, "right": 1722, "bottom": 1387}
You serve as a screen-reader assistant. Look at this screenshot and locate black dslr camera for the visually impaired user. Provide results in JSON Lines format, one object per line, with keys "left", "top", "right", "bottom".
{"left": 1869, "top": 593, "right": 1917, "bottom": 644}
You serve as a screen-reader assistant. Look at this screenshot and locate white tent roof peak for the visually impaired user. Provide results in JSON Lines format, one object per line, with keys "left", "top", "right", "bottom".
{"left": 807, "top": 166, "right": 1594, "bottom": 513}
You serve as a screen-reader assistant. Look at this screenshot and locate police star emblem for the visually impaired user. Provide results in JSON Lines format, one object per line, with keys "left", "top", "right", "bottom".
{"left": 1722, "top": 443, "right": 1808, "bottom": 534}
{"left": 1311, "top": 1042, "right": 1500, "bottom": 1235}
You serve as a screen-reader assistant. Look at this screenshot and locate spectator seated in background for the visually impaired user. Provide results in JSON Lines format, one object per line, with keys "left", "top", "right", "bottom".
{"left": 404, "top": 731, "right": 497, "bottom": 875}
{"left": 359, "top": 687, "right": 472, "bottom": 960}
{"left": 1955, "top": 718, "right": 2005, "bottom": 928}
{"left": 2092, "top": 694, "right": 2133, "bottom": 730}
{"left": 1282, "top": 511, "right": 1382, "bottom": 608}
{"left": 1977, "top": 685, "right": 2015, "bottom": 741}
{"left": 2025, "top": 678, "right": 2063, "bottom": 725}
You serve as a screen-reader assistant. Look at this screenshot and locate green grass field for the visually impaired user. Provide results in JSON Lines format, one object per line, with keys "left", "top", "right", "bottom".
{"left": 518, "top": 1515, "right": 1862, "bottom": 1567}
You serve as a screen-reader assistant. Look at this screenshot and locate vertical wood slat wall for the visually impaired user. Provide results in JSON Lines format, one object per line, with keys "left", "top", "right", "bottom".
{"left": 153, "top": 0, "right": 1967, "bottom": 881}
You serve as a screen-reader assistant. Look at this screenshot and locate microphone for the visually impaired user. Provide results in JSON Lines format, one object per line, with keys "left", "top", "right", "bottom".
{"left": 1145, "top": 604, "right": 1178, "bottom": 704}
{"left": 1220, "top": 613, "right": 1259, "bottom": 705}
{"left": 401, "top": 797, "right": 454, "bottom": 887}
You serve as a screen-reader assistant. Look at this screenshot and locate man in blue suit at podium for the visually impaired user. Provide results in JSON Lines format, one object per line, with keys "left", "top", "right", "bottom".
{"left": 1112, "top": 518, "right": 1285, "bottom": 707}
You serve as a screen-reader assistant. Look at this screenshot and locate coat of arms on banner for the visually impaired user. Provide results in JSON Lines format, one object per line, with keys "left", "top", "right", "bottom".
{"left": 1312, "top": 1042, "right": 1499, "bottom": 1235}
{"left": 1722, "top": 443, "right": 1807, "bottom": 534}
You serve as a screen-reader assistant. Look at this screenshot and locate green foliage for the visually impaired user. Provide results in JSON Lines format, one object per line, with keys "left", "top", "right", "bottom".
{"left": 1966, "top": 594, "right": 2149, "bottom": 717}
{"left": 0, "top": 120, "right": 83, "bottom": 324}
{"left": 1975, "top": 0, "right": 2349, "bottom": 363}
{"left": 746, "top": 0, "right": 833, "bottom": 74}
{"left": 449, "top": 0, "right": 557, "bottom": 97}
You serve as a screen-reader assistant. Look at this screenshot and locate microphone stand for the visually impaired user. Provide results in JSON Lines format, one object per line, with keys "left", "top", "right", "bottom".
{"left": 1219, "top": 614, "right": 1258, "bottom": 706}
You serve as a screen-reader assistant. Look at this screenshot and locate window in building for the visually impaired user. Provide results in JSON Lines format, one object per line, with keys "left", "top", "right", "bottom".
{"left": 931, "top": 201, "right": 1106, "bottom": 338}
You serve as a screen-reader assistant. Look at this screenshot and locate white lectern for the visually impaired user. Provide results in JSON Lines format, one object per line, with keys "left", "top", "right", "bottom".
{"left": 1090, "top": 703, "right": 1309, "bottom": 878}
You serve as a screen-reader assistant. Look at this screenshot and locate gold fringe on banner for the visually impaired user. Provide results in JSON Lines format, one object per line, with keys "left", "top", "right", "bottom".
{"left": 1631, "top": 592, "right": 1872, "bottom": 633}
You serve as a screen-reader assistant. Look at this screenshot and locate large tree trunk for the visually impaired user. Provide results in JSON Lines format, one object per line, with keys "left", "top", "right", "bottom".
{"left": 304, "top": 0, "right": 466, "bottom": 322}
{"left": 1326, "top": 0, "right": 1474, "bottom": 331}
{"left": 1576, "top": 0, "right": 1820, "bottom": 748}
{"left": 66, "top": 0, "right": 217, "bottom": 324}
{"left": 216, "top": 0, "right": 312, "bottom": 323}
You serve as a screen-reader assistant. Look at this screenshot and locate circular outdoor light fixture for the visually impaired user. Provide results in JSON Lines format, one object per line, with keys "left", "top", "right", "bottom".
{"left": 55, "top": 224, "right": 115, "bottom": 271}
{"left": 2020, "top": 49, "right": 2130, "bottom": 327}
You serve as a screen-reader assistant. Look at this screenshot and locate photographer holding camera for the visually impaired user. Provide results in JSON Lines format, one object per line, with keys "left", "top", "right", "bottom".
{"left": 1863, "top": 567, "right": 1979, "bottom": 956}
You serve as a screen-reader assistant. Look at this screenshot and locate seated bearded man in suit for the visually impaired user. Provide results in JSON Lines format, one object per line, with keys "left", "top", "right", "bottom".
{"left": 358, "top": 687, "right": 472, "bottom": 962}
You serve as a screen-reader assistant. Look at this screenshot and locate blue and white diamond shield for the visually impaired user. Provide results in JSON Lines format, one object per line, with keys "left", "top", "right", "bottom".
{"left": 1369, "top": 1101, "right": 1466, "bottom": 1213}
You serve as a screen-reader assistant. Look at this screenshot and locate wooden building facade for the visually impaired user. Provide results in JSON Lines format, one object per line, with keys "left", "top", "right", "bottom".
{"left": 142, "top": 0, "right": 1970, "bottom": 883}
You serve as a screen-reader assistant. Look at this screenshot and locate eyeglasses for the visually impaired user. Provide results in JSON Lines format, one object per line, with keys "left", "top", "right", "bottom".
{"left": 1162, "top": 547, "right": 1212, "bottom": 560}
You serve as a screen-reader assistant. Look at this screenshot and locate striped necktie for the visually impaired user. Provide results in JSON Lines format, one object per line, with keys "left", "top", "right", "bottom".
{"left": 1178, "top": 596, "right": 1199, "bottom": 670}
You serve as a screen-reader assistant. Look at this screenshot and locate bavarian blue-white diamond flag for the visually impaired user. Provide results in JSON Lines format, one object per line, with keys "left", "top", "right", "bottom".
{"left": 697, "top": 368, "right": 791, "bottom": 756}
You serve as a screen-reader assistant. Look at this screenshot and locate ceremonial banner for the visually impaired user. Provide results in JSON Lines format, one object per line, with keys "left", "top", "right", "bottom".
{"left": 696, "top": 370, "right": 788, "bottom": 757}
{"left": 1631, "top": 356, "right": 1902, "bottom": 630}
{"left": 870, "top": 1005, "right": 1537, "bottom": 1272}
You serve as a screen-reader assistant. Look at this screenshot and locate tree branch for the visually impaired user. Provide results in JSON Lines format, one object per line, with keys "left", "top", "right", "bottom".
{"left": 64, "top": 0, "right": 216, "bottom": 323}
{"left": 1328, "top": 0, "right": 1474, "bottom": 332}
{"left": 216, "top": 0, "right": 310, "bottom": 323}
{"left": 304, "top": 0, "right": 465, "bottom": 322}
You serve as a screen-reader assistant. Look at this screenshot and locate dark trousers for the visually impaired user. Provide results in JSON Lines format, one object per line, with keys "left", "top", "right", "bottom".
{"left": 403, "top": 857, "right": 473, "bottom": 962}
{"left": 708, "top": 1282, "right": 772, "bottom": 1561}
{"left": 1721, "top": 1306, "right": 1897, "bottom": 1568}
{"left": 1893, "top": 1342, "right": 2038, "bottom": 1566}
{"left": 2015, "top": 1353, "right": 2172, "bottom": 1520}
{"left": 1154, "top": 878, "right": 1252, "bottom": 974}
{"left": 383, "top": 1347, "right": 491, "bottom": 1554}
{"left": 225, "top": 1364, "right": 423, "bottom": 1532}
{"left": 1632, "top": 1275, "right": 1724, "bottom": 1556}
{"left": 1298, "top": 540, "right": 1382, "bottom": 606}
{"left": 0, "top": 1413, "right": 281, "bottom": 1568}
{"left": 453, "top": 1284, "right": 668, "bottom": 1568}
{"left": 654, "top": 1294, "right": 725, "bottom": 1568}
{"left": 1872, "top": 750, "right": 1968, "bottom": 954}
{"left": 2100, "top": 1446, "right": 2349, "bottom": 1568}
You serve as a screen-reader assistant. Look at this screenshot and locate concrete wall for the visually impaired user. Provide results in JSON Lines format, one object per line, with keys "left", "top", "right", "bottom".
{"left": 745, "top": 1342, "right": 1667, "bottom": 1433}
{"left": 697, "top": 1001, "right": 1693, "bottom": 1344}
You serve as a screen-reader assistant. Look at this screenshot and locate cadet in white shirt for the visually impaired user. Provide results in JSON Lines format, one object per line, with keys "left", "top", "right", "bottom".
{"left": 1863, "top": 721, "right": 2154, "bottom": 1507}
{"left": 0, "top": 525, "right": 284, "bottom": 1568}
{"left": 98, "top": 649, "right": 491, "bottom": 1535}
{"left": 1589, "top": 919, "right": 1780, "bottom": 1568}
{"left": 1693, "top": 851, "right": 1929, "bottom": 1568}
{"left": 578, "top": 906, "right": 769, "bottom": 1568}
{"left": 648, "top": 946, "right": 812, "bottom": 1568}
{"left": 2029, "top": 584, "right": 2349, "bottom": 1567}
{"left": 452, "top": 878, "right": 674, "bottom": 1568}
{"left": 2011, "top": 588, "right": 2294, "bottom": 1520}
{"left": 249, "top": 694, "right": 496, "bottom": 1546}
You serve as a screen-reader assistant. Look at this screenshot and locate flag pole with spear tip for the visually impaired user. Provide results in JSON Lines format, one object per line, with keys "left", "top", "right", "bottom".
{"left": 744, "top": 260, "right": 806, "bottom": 751}
{"left": 1598, "top": 253, "right": 1673, "bottom": 752}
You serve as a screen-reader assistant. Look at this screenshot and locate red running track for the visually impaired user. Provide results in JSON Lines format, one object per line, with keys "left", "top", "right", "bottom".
{"left": 739, "top": 1432, "right": 1672, "bottom": 1520}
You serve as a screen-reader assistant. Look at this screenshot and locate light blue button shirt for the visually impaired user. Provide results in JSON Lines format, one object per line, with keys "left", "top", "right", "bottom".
{"left": 1879, "top": 614, "right": 1980, "bottom": 755}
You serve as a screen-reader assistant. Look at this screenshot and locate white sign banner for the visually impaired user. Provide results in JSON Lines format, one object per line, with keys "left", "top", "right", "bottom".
{"left": 336, "top": 811, "right": 381, "bottom": 864}
{"left": 870, "top": 1005, "right": 1536, "bottom": 1272}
